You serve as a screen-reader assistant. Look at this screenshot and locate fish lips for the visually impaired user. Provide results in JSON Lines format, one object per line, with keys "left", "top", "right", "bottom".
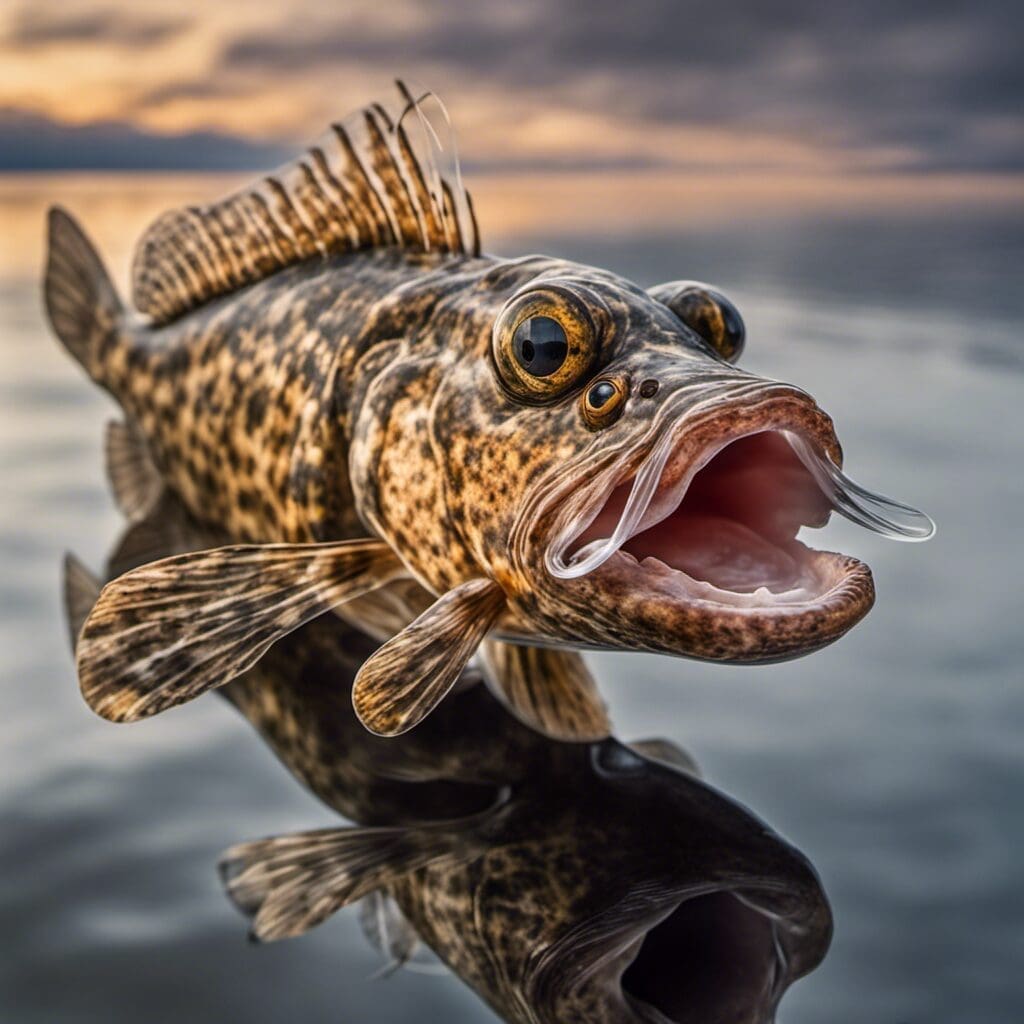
{"left": 511, "top": 379, "right": 874, "bottom": 662}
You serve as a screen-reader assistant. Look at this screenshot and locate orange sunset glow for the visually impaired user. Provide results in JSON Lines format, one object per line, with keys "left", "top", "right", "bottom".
{"left": 2, "top": 0, "right": 1021, "bottom": 233}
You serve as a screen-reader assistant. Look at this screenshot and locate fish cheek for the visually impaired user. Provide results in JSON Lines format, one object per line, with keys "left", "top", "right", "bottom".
{"left": 434, "top": 370, "right": 580, "bottom": 593}
{"left": 350, "top": 355, "right": 470, "bottom": 593}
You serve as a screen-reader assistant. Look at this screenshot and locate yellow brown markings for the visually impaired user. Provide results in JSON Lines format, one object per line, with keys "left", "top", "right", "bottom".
{"left": 129, "top": 82, "right": 478, "bottom": 325}
{"left": 481, "top": 640, "right": 610, "bottom": 742}
{"left": 77, "top": 539, "right": 405, "bottom": 723}
{"left": 353, "top": 578, "right": 506, "bottom": 736}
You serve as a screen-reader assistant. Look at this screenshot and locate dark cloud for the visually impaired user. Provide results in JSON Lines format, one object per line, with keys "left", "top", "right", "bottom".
{"left": 0, "top": 110, "right": 293, "bottom": 172}
{"left": 9, "top": 7, "right": 188, "bottom": 48}
{"left": 219, "top": 0, "right": 1024, "bottom": 173}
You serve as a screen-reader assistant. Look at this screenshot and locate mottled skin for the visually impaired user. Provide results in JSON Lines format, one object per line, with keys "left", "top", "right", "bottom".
{"left": 78, "top": 247, "right": 869, "bottom": 649}
{"left": 48, "top": 89, "right": 876, "bottom": 740}
{"left": 64, "top": 502, "right": 832, "bottom": 1023}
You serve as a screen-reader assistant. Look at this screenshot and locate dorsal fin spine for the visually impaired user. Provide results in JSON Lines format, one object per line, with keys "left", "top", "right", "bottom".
{"left": 465, "top": 190, "right": 481, "bottom": 258}
{"left": 207, "top": 204, "right": 250, "bottom": 284}
{"left": 395, "top": 124, "right": 445, "bottom": 247}
{"left": 130, "top": 84, "right": 481, "bottom": 324}
{"left": 310, "top": 146, "right": 364, "bottom": 246}
{"left": 363, "top": 109, "right": 424, "bottom": 249}
{"left": 332, "top": 123, "right": 394, "bottom": 248}
{"left": 441, "top": 181, "right": 464, "bottom": 254}
{"left": 180, "top": 209, "right": 223, "bottom": 295}
{"left": 295, "top": 162, "right": 338, "bottom": 254}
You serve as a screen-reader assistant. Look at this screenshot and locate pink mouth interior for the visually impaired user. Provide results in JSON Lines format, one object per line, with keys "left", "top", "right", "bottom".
{"left": 573, "top": 432, "right": 832, "bottom": 595}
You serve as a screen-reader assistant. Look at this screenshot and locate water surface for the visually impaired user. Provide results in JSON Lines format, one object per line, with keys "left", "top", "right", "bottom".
{"left": 1, "top": 176, "right": 1022, "bottom": 1022}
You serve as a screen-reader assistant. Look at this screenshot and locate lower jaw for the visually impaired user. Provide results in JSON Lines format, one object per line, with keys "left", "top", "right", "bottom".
{"left": 514, "top": 549, "right": 875, "bottom": 663}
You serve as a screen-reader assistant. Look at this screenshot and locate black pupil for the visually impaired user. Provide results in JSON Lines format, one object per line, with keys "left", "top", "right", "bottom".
{"left": 588, "top": 381, "right": 616, "bottom": 409}
{"left": 512, "top": 316, "right": 568, "bottom": 377}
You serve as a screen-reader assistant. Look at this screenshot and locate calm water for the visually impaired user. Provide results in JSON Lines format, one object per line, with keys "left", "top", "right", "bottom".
{"left": 1, "top": 176, "right": 1022, "bottom": 1022}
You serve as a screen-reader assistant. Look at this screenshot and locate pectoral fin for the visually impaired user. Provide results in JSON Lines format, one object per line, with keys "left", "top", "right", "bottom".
{"left": 353, "top": 578, "right": 505, "bottom": 736}
{"left": 481, "top": 640, "right": 610, "bottom": 742}
{"left": 219, "top": 803, "right": 504, "bottom": 942}
{"left": 77, "top": 539, "right": 405, "bottom": 723}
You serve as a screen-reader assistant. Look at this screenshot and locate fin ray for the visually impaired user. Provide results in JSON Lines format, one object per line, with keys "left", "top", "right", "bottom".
{"left": 105, "top": 419, "right": 164, "bottom": 523}
{"left": 219, "top": 808, "right": 497, "bottom": 942}
{"left": 353, "top": 578, "right": 505, "bottom": 736}
{"left": 44, "top": 206, "right": 123, "bottom": 380}
{"left": 481, "top": 641, "right": 610, "bottom": 742}
{"left": 76, "top": 540, "right": 405, "bottom": 722}
{"left": 62, "top": 553, "right": 101, "bottom": 654}
{"left": 358, "top": 891, "right": 421, "bottom": 973}
{"left": 131, "top": 82, "right": 479, "bottom": 325}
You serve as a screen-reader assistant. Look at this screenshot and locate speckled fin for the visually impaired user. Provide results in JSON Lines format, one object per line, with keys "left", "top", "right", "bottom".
{"left": 105, "top": 419, "right": 163, "bottom": 523}
{"left": 481, "top": 640, "right": 610, "bottom": 742}
{"left": 353, "top": 578, "right": 506, "bottom": 736}
{"left": 62, "top": 552, "right": 101, "bottom": 653}
{"left": 219, "top": 809, "right": 495, "bottom": 942}
{"left": 76, "top": 539, "right": 405, "bottom": 723}
{"left": 131, "top": 80, "right": 480, "bottom": 325}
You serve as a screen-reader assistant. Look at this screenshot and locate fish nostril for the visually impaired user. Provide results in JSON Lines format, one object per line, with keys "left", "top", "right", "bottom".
{"left": 639, "top": 379, "right": 659, "bottom": 398}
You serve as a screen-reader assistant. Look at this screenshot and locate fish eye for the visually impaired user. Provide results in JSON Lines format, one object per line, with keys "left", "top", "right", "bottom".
{"left": 512, "top": 316, "right": 568, "bottom": 377}
{"left": 582, "top": 375, "right": 628, "bottom": 429}
{"left": 648, "top": 281, "right": 746, "bottom": 364}
{"left": 492, "top": 285, "right": 603, "bottom": 402}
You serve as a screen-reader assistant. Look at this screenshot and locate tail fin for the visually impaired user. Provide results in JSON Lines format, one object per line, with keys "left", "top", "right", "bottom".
{"left": 44, "top": 206, "right": 124, "bottom": 381}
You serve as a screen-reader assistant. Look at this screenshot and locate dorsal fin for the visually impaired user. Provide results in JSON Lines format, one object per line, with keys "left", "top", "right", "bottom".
{"left": 131, "top": 81, "right": 481, "bottom": 325}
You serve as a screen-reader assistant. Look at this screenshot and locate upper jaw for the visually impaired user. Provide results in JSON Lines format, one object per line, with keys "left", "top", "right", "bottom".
{"left": 550, "top": 389, "right": 859, "bottom": 594}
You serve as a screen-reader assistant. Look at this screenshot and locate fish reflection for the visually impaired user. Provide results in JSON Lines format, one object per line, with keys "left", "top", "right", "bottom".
{"left": 65, "top": 500, "right": 832, "bottom": 1024}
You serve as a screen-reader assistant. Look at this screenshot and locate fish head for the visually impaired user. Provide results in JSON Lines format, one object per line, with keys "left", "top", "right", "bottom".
{"left": 354, "top": 252, "right": 931, "bottom": 663}
{"left": 421, "top": 255, "right": 891, "bottom": 662}
{"left": 510, "top": 739, "right": 832, "bottom": 1024}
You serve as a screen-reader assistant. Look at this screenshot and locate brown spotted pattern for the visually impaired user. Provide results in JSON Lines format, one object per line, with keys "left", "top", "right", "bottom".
{"left": 132, "top": 83, "right": 479, "bottom": 324}
{"left": 70, "top": 502, "right": 833, "bottom": 1024}
{"left": 45, "top": 86, "right": 877, "bottom": 741}
{"left": 352, "top": 577, "right": 506, "bottom": 736}
{"left": 77, "top": 539, "right": 402, "bottom": 722}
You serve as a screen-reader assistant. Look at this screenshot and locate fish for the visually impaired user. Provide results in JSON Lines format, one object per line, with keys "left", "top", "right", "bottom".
{"left": 64, "top": 506, "right": 834, "bottom": 1024}
{"left": 45, "top": 82, "right": 933, "bottom": 742}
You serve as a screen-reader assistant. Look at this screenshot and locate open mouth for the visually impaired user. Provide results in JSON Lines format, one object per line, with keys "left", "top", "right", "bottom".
{"left": 573, "top": 430, "right": 841, "bottom": 610}
{"left": 621, "top": 891, "right": 783, "bottom": 1024}
{"left": 529, "top": 392, "right": 932, "bottom": 659}
{"left": 560, "top": 423, "right": 865, "bottom": 615}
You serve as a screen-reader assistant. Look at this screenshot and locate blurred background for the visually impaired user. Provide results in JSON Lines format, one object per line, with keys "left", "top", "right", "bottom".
{"left": 1, "top": 1, "right": 1022, "bottom": 1021}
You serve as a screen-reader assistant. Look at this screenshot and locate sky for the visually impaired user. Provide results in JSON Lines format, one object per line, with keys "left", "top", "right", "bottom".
{"left": 1, "top": 0, "right": 1022, "bottom": 220}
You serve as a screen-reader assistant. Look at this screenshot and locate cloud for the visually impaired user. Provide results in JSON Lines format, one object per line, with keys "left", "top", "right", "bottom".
{"left": 1, "top": 0, "right": 1019, "bottom": 177}
{"left": 8, "top": 6, "right": 188, "bottom": 48}
{"left": 216, "top": 0, "right": 1024, "bottom": 174}
{"left": 0, "top": 110, "right": 293, "bottom": 171}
